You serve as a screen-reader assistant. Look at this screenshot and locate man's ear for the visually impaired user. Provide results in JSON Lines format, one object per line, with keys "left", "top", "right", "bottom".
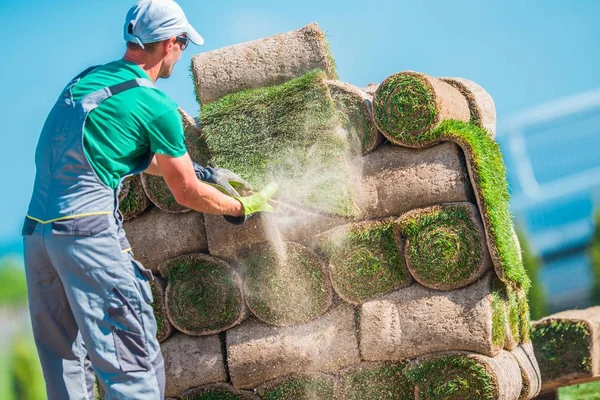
{"left": 164, "top": 37, "right": 177, "bottom": 54}
{"left": 160, "top": 38, "right": 175, "bottom": 54}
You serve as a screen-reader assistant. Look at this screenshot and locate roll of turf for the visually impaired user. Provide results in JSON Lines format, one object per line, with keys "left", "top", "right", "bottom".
{"left": 317, "top": 219, "right": 411, "bottom": 304}
{"left": 373, "top": 71, "right": 470, "bottom": 143}
{"left": 406, "top": 350, "right": 522, "bottom": 400}
{"left": 397, "top": 202, "right": 491, "bottom": 291}
{"left": 191, "top": 23, "right": 337, "bottom": 105}
{"left": 200, "top": 69, "right": 362, "bottom": 218}
{"left": 509, "top": 343, "right": 542, "bottom": 399}
{"left": 325, "top": 80, "right": 384, "bottom": 154}
{"left": 441, "top": 77, "right": 497, "bottom": 138}
{"left": 160, "top": 254, "right": 247, "bottom": 335}
{"left": 118, "top": 175, "right": 150, "bottom": 220}
{"left": 531, "top": 307, "right": 600, "bottom": 389}
{"left": 340, "top": 362, "right": 414, "bottom": 400}
{"left": 241, "top": 241, "right": 332, "bottom": 326}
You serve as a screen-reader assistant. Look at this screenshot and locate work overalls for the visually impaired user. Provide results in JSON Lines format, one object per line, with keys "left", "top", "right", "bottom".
{"left": 22, "top": 67, "right": 165, "bottom": 400}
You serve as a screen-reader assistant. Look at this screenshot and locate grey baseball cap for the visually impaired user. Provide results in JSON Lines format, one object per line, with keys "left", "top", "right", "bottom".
{"left": 124, "top": 0, "right": 204, "bottom": 48}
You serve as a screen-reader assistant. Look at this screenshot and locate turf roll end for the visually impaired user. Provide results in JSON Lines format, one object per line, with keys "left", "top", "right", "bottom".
{"left": 397, "top": 202, "right": 491, "bottom": 291}
{"left": 325, "top": 79, "right": 384, "bottom": 154}
{"left": 406, "top": 350, "right": 522, "bottom": 400}
{"left": 340, "top": 362, "right": 415, "bottom": 400}
{"left": 316, "top": 218, "right": 411, "bottom": 304}
{"left": 161, "top": 253, "right": 247, "bottom": 335}
{"left": 241, "top": 241, "right": 332, "bottom": 326}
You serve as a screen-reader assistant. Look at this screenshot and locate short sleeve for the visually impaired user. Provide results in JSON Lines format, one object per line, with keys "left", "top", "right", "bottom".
{"left": 147, "top": 108, "right": 187, "bottom": 158}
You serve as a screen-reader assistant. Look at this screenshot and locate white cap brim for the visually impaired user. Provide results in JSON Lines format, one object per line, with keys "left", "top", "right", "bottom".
{"left": 185, "top": 23, "right": 204, "bottom": 46}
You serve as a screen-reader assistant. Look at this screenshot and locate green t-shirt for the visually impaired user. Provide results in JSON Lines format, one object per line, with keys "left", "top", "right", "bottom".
{"left": 71, "top": 59, "right": 186, "bottom": 189}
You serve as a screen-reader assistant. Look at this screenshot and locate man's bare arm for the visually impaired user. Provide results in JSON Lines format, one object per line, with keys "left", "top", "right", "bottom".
{"left": 144, "top": 155, "right": 161, "bottom": 176}
{"left": 155, "top": 152, "right": 244, "bottom": 216}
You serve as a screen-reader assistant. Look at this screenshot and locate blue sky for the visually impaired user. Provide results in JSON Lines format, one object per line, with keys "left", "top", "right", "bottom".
{"left": 0, "top": 0, "right": 599, "bottom": 249}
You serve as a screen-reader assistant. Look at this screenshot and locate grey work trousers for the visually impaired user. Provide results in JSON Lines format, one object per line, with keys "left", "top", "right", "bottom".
{"left": 23, "top": 215, "right": 165, "bottom": 399}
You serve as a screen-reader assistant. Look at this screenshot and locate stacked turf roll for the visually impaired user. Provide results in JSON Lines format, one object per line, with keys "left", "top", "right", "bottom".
{"left": 112, "top": 22, "right": 561, "bottom": 400}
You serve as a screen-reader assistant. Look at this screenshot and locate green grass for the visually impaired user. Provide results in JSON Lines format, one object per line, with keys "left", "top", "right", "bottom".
{"left": 560, "top": 381, "right": 600, "bottom": 400}
{"left": 7, "top": 335, "right": 46, "bottom": 400}
{"left": 506, "top": 288, "right": 521, "bottom": 345}
{"left": 374, "top": 72, "right": 438, "bottom": 138}
{"left": 258, "top": 374, "right": 339, "bottom": 400}
{"left": 118, "top": 175, "right": 149, "bottom": 219}
{"left": 242, "top": 242, "right": 331, "bottom": 326}
{"left": 398, "top": 204, "right": 483, "bottom": 289}
{"left": 0, "top": 259, "right": 27, "bottom": 307}
{"left": 406, "top": 354, "right": 496, "bottom": 400}
{"left": 328, "top": 84, "right": 375, "bottom": 154}
{"left": 199, "top": 69, "right": 360, "bottom": 217}
{"left": 320, "top": 220, "right": 409, "bottom": 304}
{"left": 165, "top": 255, "right": 243, "bottom": 334}
{"left": 531, "top": 319, "right": 593, "bottom": 381}
{"left": 490, "top": 277, "right": 508, "bottom": 349}
{"left": 341, "top": 363, "right": 414, "bottom": 400}
{"left": 0, "top": 346, "right": 13, "bottom": 400}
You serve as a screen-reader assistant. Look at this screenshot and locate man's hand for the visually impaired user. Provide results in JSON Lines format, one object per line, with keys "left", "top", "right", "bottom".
{"left": 193, "top": 163, "right": 252, "bottom": 197}
{"left": 224, "top": 183, "right": 278, "bottom": 224}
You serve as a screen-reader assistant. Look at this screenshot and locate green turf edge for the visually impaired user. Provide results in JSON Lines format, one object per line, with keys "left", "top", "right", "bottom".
{"left": 257, "top": 373, "right": 340, "bottom": 400}
{"left": 164, "top": 254, "right": 244, "bottom": 334}
{"left": 397, "top": 204, "right": 483, "bottom": 288}
{"left": 242, "top": 242, "right": 332, "bottom": 326}
{"left": 318, "top": 219, "right": 410, "bottom": 304}
{"left": 340, "top": 362, "right": 414, "bottom": 400}
{"left": 405, "top": 354, "right": 497, "bottom": 400}
{"left": 531, "top": 319, "right": 593, "bottom": 381}
{"left": 328, "top": 86, "right": 374, "bottom": 154}
{"left": 490, "top": 277, "right": 508, "bottom": 349}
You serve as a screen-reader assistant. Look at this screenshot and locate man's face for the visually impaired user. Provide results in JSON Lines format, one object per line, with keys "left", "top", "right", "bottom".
{"left": 158, "top": 36, "right": 186, "bottom": 79}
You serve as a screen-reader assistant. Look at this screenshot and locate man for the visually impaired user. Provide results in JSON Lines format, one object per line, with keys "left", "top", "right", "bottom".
{"left": 22, "top": 0, "right": 276, "bottom": 398}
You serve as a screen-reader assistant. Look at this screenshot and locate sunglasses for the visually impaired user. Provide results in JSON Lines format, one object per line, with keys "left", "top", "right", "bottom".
{"left": 175, "top": 35, "right": 189, "bottom": 50}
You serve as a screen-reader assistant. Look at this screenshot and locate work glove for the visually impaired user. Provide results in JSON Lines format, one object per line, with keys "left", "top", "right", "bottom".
{"left": 224, "top": 182, "right": 278, "bottom": 225}
{"left": 193, "top": 162, "right": 252, "bottom": 197}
